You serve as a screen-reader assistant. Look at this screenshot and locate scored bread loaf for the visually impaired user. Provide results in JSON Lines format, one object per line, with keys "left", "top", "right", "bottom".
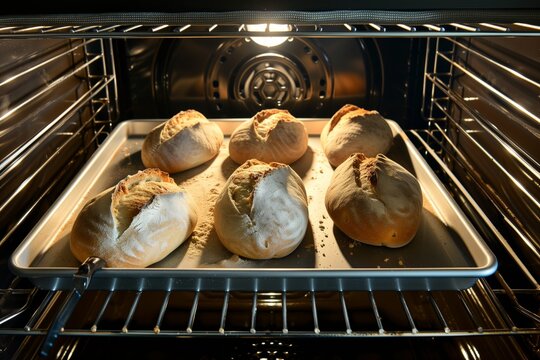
{"left": 70, "top": 168, "right": 198, "bottom": 267}
{"left": 325, "top": 153, "right": 422, "bottom": 248}
{"left": 142, "top": 109, "right": 224, "bottom": 173}
{"left": 228, "top": 109, "right": 308, "bottom": 165}
{"left": 214, "top": 159, "right": 308, "bottom": 259}
{"left": 321, "top": 104, "right": 393, "bottom": 167}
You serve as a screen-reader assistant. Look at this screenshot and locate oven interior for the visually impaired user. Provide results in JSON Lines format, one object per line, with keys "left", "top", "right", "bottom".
{"left": 0, "top": 18, "right": 539, "bottom": 359}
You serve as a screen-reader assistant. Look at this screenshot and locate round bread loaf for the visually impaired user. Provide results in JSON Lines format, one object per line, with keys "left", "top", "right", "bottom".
{"left": 325, "top": 153, "right": 422, "bottom": 248}
{"left": 142, "top": 109, "right": 224, "bottom": 173}
{"left": 70, "top": 168, "right": 198, "bottom": 267}
{"left": 214, "top": 159, "right": 308, "bottom": 259}
{"left": 228, "top": 109, "right": 308, "bottom": 165}
{"left": 321, "top": 104, "right": 393, "bottom": 167}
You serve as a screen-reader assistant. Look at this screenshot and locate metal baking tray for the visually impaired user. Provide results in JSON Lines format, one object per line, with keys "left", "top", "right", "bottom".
{"left": 10, "top": 119, "right": 497, "bottom": 291}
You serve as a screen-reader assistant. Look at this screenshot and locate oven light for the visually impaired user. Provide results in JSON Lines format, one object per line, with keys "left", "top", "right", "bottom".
{"left": 246, "top": 23, "right": 291, "bottom": 47}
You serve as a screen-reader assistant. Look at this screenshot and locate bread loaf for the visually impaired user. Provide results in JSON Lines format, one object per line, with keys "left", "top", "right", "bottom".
{"left": 228, "top": 109, "right": 308, "bottom": 165}
{"left": 70, "top": 168, "right": 198, "bottom": 267}
{"left": 321, "top": 104, "right": 393, "bottom": 167}
{"left": 325, "top": 153, "right": 422, "bottom": 248}
{"left": 214, "top": 159, "right": 308, "bottom": 259}
{"left": 142, "top": 109, "right": 224, "bottom": 173}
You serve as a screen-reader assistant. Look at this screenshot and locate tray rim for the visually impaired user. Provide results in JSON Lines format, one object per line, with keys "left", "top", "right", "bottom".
{"left": 9, "top": 118, "right": 498, "bottom": 288}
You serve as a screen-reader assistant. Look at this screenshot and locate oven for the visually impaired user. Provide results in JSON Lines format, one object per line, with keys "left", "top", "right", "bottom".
{"left": 0, "top": 4, "right": 539, "bottom": 359}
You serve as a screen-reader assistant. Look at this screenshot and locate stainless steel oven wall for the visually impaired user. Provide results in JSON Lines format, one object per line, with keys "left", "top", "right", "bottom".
{"left": 422, "top": 37, "right": 540, "bottom": 283}
{"left": 0, "top": 38, "right": 118, "bottom": 286}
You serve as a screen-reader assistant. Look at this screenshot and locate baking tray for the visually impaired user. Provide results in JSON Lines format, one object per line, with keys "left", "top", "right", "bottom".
{"left": 10, "top": 119, "right": 497, "bottom": 291}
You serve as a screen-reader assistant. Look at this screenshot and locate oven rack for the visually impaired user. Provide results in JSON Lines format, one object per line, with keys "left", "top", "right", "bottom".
{"left": 0, "top": 274, "right": 539, "bottom": 354}
{"left": 0, "top": 22, "right": 539, "bottom": 39}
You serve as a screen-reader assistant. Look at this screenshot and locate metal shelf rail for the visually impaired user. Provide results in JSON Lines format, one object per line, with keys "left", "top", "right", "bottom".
{"left": 0, "top": 38, "right": 117, "bottom": 253}
{"left": 421, "top": 36, "right": 540, "bottom": 288}
{"left": 0, "top": 275, "right": 538, "bottom": 355}
{"left": 0, "top": 22, "right": 539, "bottom": 39}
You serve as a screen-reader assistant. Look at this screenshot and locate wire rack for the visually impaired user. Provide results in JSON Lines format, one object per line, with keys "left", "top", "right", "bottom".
{"left": 0, "top": 26, "right": 539, "bottom": 358}
{"left": 0, "top": 274, "right": 539, "bottom": 359}
{"left": 0, "top": 274, "right": 538, "bottom": 337}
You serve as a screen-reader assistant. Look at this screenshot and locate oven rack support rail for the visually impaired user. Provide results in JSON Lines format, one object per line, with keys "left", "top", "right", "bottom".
{"left": 0, "top": 38, "right": 118, "bottom": 253}
{"left": 0, "top": 272, "right": 539, "bottom": 358}
{"left": 420, "top": 36, "right": 540, "bottom": 289}
{"left": 0, "top": 22, "right": 539, "bottom": 38}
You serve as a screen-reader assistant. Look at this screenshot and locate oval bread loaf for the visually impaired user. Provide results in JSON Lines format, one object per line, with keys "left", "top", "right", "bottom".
{"left": 142, "top": 109, "right": 224, "bottom": 173}
{"left": 70, "top": 168, "right": 198, "bottom": 267}
{"left": 325, "top": 153, "right": 422, "bottom": 248}
{"left": 214, "top": 159, "right": 308, "bottom": 259}
{"left": 228, "top": 109, "right": 308, "bottom": 165}
{"left": 321, "top": 104, "right": 393, "bottom": 167}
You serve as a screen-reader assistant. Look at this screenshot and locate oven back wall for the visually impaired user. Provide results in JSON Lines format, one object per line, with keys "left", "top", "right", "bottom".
{"left": 120, "top": 37, "right": 419, "bottom": 127}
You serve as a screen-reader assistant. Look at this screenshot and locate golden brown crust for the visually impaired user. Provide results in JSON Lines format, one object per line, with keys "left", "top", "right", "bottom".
{"left": 141, "top": 109, "right": 224, "bottom": 173}
{"left": 228, "top": 109, "right": 308, "bottom": 165}
{"left": 321, "top": 105, "right": 393, "bottom": 167}
{"left": 328, "top": 104, "right": 379, "bottom": 133}
{"left": 252, "top": 109, "right": 297, "bottom": 139}
{"left": 111, "top": 168, "right": 180, "bottom": 234}
{"left": 160, "top": 109, "right": 207, "bottom": 143}
{"left": 325, "top": 153, "right": 423, "bottom": 248}
{"left": 113, "top": 168, "right": 174, "bottom": 195}
{"left": 253, "top": 109, "right": 294, "bottom": 123}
